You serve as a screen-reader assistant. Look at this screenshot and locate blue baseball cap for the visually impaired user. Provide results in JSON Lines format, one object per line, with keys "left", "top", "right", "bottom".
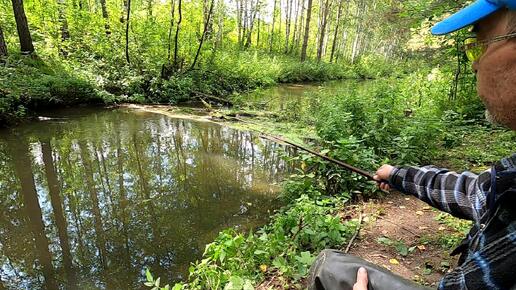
{"left": 431, "top": 0, "right": 516, "bottom": 35}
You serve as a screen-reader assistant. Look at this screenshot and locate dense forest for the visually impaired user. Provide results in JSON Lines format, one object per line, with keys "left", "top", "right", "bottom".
{"left": 1, "top": 0, "right": 471, "bottom": 124}
{"left": 1, "top": 0, "right": 516, "bottom": 289}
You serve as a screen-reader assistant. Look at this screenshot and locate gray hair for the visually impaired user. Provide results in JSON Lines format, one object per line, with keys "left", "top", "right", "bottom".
{"left": 507, "top": 10, "right": 516, "bottom": 32}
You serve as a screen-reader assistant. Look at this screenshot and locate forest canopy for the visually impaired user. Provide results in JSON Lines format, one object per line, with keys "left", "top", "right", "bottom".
{"left": 0, "top": 0, "right": 470, "bottom": 125}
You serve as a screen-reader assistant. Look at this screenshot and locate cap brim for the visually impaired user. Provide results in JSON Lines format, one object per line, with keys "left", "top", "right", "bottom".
{"left": 431, "top": 0, "right": 502, "bottom": 35}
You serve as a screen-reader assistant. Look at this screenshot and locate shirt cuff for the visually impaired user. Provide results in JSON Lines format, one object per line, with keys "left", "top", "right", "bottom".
{"left": 388, "top": 167, "right": 407, "bottom": 192}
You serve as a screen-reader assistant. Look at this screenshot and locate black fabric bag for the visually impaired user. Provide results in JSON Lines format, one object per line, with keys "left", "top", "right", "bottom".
{"left": 308, "top": 250, "right": 431, "bottom": 290}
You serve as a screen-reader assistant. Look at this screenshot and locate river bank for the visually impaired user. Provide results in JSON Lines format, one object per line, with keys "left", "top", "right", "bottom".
{"left": 137, "top": 74, "right": 514, "bottom": 289}
{"left": 1, "top": 70, "right": 514, "bottom": 289}
{"left": 1, "top": 52, "right": 380, "bottom": 127}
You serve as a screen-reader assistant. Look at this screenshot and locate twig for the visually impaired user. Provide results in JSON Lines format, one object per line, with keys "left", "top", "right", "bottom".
{"left": 345, "top": 211, "right": 364, "bottom": 253}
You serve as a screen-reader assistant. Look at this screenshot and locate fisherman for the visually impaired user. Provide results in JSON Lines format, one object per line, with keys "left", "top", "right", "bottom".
{"left": 308, "top": 0, "right": 516, "bottom": 289}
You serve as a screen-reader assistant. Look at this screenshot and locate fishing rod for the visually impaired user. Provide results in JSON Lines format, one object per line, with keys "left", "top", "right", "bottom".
{"left": 217, "top": 114, "right": 378, "bottom": 182}
{"left": 260, "top": 134, "right": 376, "bottom": 181}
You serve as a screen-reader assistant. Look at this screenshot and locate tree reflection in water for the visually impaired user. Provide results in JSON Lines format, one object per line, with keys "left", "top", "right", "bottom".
{"left": 0, "top": 108, "right": 293, "bottom": 289}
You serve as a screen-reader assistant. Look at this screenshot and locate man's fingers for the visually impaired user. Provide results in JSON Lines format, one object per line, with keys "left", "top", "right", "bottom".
{"left": 353, "top": 267, "right": 368, "bottom": 290}
{"left": 379, "top": 182, "right": 390, "bottom": 192}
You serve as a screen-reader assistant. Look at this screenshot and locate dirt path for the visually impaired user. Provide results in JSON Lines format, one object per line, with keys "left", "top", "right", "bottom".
{"left": 345, "top": 192, "right": 462, "bottom": 288}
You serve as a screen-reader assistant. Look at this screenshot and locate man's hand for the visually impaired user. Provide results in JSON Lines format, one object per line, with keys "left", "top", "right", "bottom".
{"left": 353, "top": 267, "right": 369, "bottom": 290}
{"left": 373, "top": 164, "right": 395, "bottom": 191}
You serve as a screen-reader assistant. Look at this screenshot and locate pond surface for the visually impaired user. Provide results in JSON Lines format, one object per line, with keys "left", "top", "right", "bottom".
{"left": 0, "top": 107, "right": 292, "bottom": 289}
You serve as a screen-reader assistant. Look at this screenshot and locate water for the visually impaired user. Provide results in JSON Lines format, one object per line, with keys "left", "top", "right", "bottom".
{"left": 243, "top": 81, "right": 358, "bottom": 111}
{"left": 0, "top": 107, "right": 292, "bottom": 289}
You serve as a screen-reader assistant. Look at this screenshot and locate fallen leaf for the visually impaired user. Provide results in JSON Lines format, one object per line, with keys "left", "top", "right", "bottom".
{"left": 389, "top": 258, "right": 400, "bottom": 265}
{"left": 438, "top": 226, "right": 445, "bottom": 231}
{"left": 417, "top": 245, "right": 426, "bottom": 251}
{"left": 422, "top": 206, "right": 431, "bottom": 210}
{"left": 418, "top": 226, "right": 428, "bottom": 230}
{"left": 399, "top": 206, "right": 406, "bottom": 209}
{"left": 415, "top": 211, "right": 424, "bottom": 216}
{"left": 404, "top": 198, "right": 410, "bottom": 201}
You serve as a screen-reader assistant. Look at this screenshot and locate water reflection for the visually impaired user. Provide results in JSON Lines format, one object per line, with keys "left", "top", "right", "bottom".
{"left": 0, "top": 108, "right": 292, "bottom": 289}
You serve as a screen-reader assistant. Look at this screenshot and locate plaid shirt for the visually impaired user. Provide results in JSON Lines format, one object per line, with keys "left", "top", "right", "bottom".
{"left": 389, "top": 153, "right": 516, "bottom": 290}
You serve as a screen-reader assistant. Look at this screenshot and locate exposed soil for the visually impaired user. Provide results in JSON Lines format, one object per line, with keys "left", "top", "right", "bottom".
{"left": 345, "top": 192, "right": 460, "bottom": 288}
{"left": 257, "top": 192, "right": 464, "bottom": 289}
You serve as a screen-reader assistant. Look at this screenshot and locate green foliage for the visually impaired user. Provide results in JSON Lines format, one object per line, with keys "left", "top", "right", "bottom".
{"left": 0, "top": 55, "right": 112, "bottom": 124}
{"left": 377, "top": 237, "right": 416, "bottom": 257}
{"left": 434, "top": 212, "right": 472, "bottom": 249}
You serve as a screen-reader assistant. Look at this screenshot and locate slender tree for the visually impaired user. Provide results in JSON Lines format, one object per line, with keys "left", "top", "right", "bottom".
{"left": 173, "top": 0, "right": 182, "bottom": 67}
{"left": 330, "top": 0, "right": 349, "bottom": 62}
{"left": 57, "top": 0, "right": 70, "bottom": 41}
{"left": 167, "top": 0, "right": 176, "bottom": 62}
{"left": 289, "top": 0, "right": 300, "bottom": 53}
{"left": 269, "top": 0, "right": 278, "bottom": 53}
{"left": 191, "top": 0, "right": 215, "bottom": 69}
{"left": 120, "top": 0, "right": 128, "bottom": 23}
{"left": 316, "top": 0, "right": 332, "bottom": 61}
{"left": 300, "top": 0, "right": 312, "bottom": 61}
{"left": 11, "top": 0, "right": 34, "bottom": 54}
{"left": 100, "top": 0, "right": 111, "bottom": 35}
{"left": 125, "top": 0, "right": 131, "bottom": 63}
{"left": 244, "top": 0, "right": 260, "bottom": 48}
{"left": 0, "top": 26, "right": 7, "bottom": 58}
{"left": 350, "top": 0, "right": 364, "bottom": 63}
{"left": 215, "top": 0, "right": 224, "bottom": 49}
{"left": 294, "top": 0, "right": 305, "bottom": 53}
{"left": 284, "top": 0, "right": 293, "bottom": 53}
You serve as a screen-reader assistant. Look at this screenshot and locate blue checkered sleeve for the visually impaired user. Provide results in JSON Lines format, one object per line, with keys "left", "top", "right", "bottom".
{"left": 388, "top": 166, "right": 491, "bottom": 221}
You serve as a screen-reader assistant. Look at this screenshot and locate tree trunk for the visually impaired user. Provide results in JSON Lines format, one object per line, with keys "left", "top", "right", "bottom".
{"left": 120, "top": 0, "right": 128, "bottom": 23}
{"left": 329, "top": 0, "right": 344, "bottom": 62}
{"left": 256, "top": 13, "right": 260, "bottom": 47}
{"left": 294, "top": 0, "right": 304, "bottom": 53}
{"left": 11, "top": 0, "right": 34, "bottom": 54}
{"left": 167, "top": 0, "right": 175, "bottom": 62}
{"left": 57, "top": 0, "right": 70, "bottom": 41}
{"left": 236, "top": 0, "right": 243, "bottom": 46}
{"left": 41, "top": 140, "right": 77, "bottom": 289}
{"left": 244, "top": 0, "right": 260, "bottom": 48}
{"left": 289, "top": 0, "right": 299, "bottom": 53}
{"left": 190, "top": 0, "right": 215, "bottom": 70}
{"left": 100, "top": 0, "right": 111, "bottom": 35}
{"left": 173, "top": 0, "right": 182, "bottom": 67}
{"left": 0, "top": 26, "right": 7, "bottom": 58}
{"left": 350, "top": 0, "right": 363, "bottom": 63}
{"left": 316, "top": 0, "right": 332, "bottom": 61}
{"left": 215, "top": 0, "right": 224, "bottom": 50}
{"left": 269, "top": 0, "right": 277, "bottom": 53}
{"left": 284, "top": 0, "right": 293, "bottom": 53}
{"left": 125, "top": 0, "right": 131, "bottom": 63}
{"left": 300, "top": 0, "right": 312, "bottom": 61}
